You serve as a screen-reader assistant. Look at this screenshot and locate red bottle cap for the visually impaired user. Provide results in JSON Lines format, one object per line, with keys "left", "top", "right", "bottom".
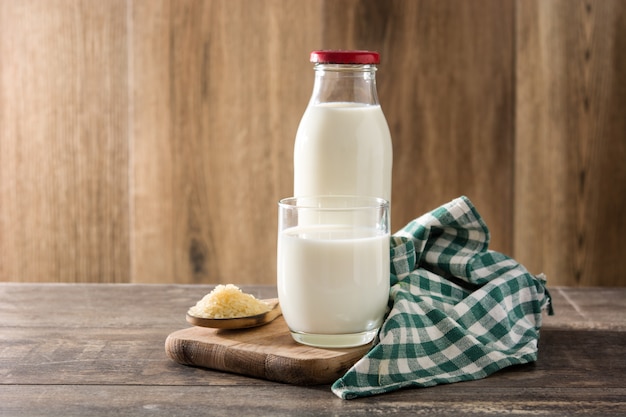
{"left": 310, "top": 50, "right": 380, "bottom": 65}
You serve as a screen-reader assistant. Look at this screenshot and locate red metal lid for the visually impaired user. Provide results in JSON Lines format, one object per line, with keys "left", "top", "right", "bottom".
{"left": 310, "top": 50, "right": 380, "bottom": 65}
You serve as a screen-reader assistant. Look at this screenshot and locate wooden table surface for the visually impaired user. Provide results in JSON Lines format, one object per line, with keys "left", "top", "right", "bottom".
{"left": 1, "top": 284, "right": 625, "bottom": 416}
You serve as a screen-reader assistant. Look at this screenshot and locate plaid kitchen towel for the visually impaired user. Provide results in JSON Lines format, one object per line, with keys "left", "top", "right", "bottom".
{"left": 331, "top": 196, "right": 553, "bottom": 399}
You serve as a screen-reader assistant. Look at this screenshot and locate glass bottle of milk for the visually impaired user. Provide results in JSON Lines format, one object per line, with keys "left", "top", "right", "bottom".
{"left": 293, "top": 50, "right": 393, "bottom": 203}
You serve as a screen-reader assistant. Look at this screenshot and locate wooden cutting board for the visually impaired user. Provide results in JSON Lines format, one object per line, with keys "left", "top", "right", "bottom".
{"left": 165, "top": 315, "right": 372, "bottom": 385}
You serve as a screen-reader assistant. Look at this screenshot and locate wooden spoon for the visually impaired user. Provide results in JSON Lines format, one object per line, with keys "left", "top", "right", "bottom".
{"left": 186, "top": 298, "right": 281, "bottom": 330}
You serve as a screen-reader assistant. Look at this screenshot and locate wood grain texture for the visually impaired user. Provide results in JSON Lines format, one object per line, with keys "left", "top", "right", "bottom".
{"left": 0, "top": 1, "right": 625, "bottom": 286}
{"left": 166, "top": 316, "right": 372, "bottom": 385}
{"left": 0, "top": 0, "right": 130, "bottom": 282}
{"left": 2, "top": 385, "right": 625, "bottom": 417}
{"left": 515, "top": 0, "right": 626, "bottom": 286}
{"left": 131, "top": 0, "right": 321, "bottom": 283}
{"left": 1, "top": 284, "right": 625, "bottom": 416}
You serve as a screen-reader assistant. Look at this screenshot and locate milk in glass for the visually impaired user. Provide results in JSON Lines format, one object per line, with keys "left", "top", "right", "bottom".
{"left": 277, "top": 195, "right": 390, "bottom": 348}
{"left": 277, "top": 224, "right": 389, "bottom": 337}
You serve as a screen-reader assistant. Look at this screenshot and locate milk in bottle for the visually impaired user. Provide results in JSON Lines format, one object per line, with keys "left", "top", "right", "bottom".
{"left": 293, "top": 50, "right": 392, "bottom": 203}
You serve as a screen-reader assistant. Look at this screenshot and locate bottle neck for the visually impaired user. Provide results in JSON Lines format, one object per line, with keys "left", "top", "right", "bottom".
{"left": 309, "top": 64, "right": 380, "bottom": 106}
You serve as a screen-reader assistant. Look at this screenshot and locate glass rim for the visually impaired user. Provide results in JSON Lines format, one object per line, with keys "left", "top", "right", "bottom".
{"left": 278, "top": 195, "right": 389, "bottom": 210}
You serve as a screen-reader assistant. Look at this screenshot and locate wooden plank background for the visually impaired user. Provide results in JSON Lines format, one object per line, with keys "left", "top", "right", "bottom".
{"left": 515, "top": 0, "right": 626, "bottom": 286}
{"left": 0, "top": 0, "right": 624, "bottom": 286}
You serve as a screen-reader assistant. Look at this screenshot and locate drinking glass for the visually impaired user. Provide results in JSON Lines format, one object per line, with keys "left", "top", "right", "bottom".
{"left": 277, "top": 195, "right": 390, "bottom": 348}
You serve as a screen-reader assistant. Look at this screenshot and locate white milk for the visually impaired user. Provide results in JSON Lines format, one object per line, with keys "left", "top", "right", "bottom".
{"left": 293, "top": 103, "right": 392, "bottom": 202}
{"left": 277, "top": 224, "right": 390, "bottom": 339}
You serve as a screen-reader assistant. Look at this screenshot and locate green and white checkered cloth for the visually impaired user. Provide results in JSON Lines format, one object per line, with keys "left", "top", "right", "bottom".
{"left": 331, "top": 196, "right": 553, "bottom": 399}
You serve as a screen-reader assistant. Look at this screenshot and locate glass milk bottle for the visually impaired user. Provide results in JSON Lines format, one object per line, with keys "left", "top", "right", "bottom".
{"left": 293, "top": 50, "right": 393, "bottom": 203}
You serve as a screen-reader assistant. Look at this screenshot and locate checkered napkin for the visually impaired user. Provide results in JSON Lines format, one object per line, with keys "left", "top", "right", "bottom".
{"left": 331, "top": 196, "right": 553, "bottom": 399}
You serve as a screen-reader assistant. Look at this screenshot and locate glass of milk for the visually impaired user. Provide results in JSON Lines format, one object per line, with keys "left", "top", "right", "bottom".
{"left": 277, "top": 195, "right": 390, "bottom": 348}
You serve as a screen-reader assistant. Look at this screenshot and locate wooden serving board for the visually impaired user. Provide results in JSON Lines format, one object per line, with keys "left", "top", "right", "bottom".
{"left": 165, "top": 315, "right": 372, "bottom": 385}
